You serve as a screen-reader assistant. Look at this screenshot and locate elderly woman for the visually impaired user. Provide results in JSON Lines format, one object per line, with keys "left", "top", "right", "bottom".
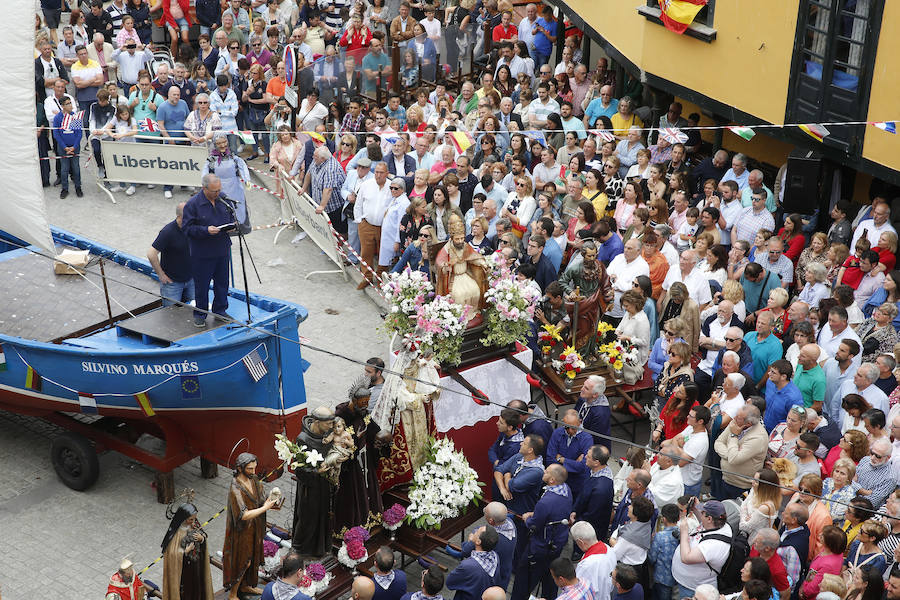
{"left": 872, "top": 231, "right": 899, "bottom": 276}
{"left": 796, "top": 232, "right": 829, "bottom": 284}
{"left": 822, "top": 428, "right": 869, "bottom": 477}
{"left": 610, "top": 96, "right": 644, "bottom": 137}
{"left": 622, "top": 207, "right": 649, "bottom": 244}
{"left": 648, "top": 316, "right": 688, "bottom": 378}
{"left": 651, "top": 340, "right": 693, "bottom": 427}
{"left": 659, "top": 281, "right": 700, "bottom": 353}
{"left": 184, "top": 93, "right": 221, "bottom": 149}
{"left": 798, "top": 262, "right": 831, "bottom": 309}
{"left": 466, "top": 217, "right": 492, "bottom": 254}
{"left": 616, "top": 289, "right": 652, "bottom": 385}
{"left": 766, "top": 405, "right": 807, "bottom": 461}
{"left": 856, "top": 303, "right": 900, "bottom": 363}
{"left": 602, "top": 156, "right": 625, "bottom": 205}
{"left": 202, "top": 132, "right": 251, "bottom": 232}
{"left": 759, "top": 287, "right": 791, "bottom": 339}
{"left": 822, "top": 457, "right": 860, "bottom": 520}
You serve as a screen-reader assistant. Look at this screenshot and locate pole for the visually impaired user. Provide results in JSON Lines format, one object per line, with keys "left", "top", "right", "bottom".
{"left": 99, "top": 258, "right": 114, "bottom": 325}
{"left": 238, "top": 235, "right": 252, "bottom": 323}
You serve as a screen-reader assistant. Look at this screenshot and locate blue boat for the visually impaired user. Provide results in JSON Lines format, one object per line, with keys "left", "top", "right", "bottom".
{"left": 0, "top": 227, "right": 310, "bottom": 493}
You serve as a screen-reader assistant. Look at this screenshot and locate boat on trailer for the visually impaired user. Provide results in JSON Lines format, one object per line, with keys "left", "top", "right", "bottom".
{"left": 0, "top": 228, "right": 310, "bottom": 497}
{"left": 1, "top": 2, "right": 309, "bottom": 497}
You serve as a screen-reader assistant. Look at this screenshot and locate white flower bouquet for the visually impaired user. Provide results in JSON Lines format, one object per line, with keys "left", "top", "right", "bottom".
{"left": 381, "top": 269, "right": 434, "bottom": 338}
{"left": 414, "top": 295, "right": 470, "bottom": 366}
{"left": 406, "top": 437, "right": 483, "bottom": 530}
{"left": 274, "top": 433, "right": 325, "bottom": 470}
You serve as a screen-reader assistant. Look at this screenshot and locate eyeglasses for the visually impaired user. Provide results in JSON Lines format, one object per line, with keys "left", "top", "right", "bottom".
{"left": 419, "top": 233, "right": 430, "bottom": 238}
{"left": 341, "top": 142, "right": 351, "bottom": 146}
{"left": 725, "top": 337, "right": 740, "bottom": 342}
{"left": 798, "top": 487, "right": 811, "bottom": 494}
{"left": 871, "top": 451, "right": 887, "bottom": 459}
{"left": 390, "top": 186, "right": 402, "bottom": 190}
{"left": 252, "top": 43, "right": 261, "bottom": 47}
{"left": 197, "top": 100, "right": 209, "bottom": 104}
{"left": 664, "top": 330, "right": 675, "bottom": 336}
{"left": 516, "top": 182, "right": 525, "bottom": 187}
{"left": 668, "top": 351, "right": 678, "bottom": 356}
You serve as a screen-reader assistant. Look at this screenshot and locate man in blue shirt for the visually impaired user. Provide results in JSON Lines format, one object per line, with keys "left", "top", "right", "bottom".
{"left": 511, "top": 464, "right": 572, "bottom": 600}
{"left": 447, "top": 526, "right": 499, "bottom": 600}
{"left": 574, "top": 375, "right": 611, "bottom": 450}
{"left": 743, "top": 311, "right": 784, "bottom": 389}
{"left": 148, "top": 202, "right": 194, "bottom": 308}
{"left": 371, "top": 546, "right": 407, "bottom": 600}
{"left": 763, "top": 359, "right": 804, "bottom": 432}
{"left": 489, "top": 408, "right": 525, "bottom": 469}
{"left": 530, "top": 6, "right": 557, "bottom": 68}
{"left": 507, "top": 400, "right": 553, "bottom": 458}
{"left": 182, "top": 174, "right": 233, "bottom": 327}
{"left": 596, "top": 221, "right": 624, "bottom": 266}
{"left": 525, "top": 235, "right": 558, "bottom": 293}
{"left": 534, "top": 218, "right": 562, "bottom": 272}
{"left": 361, "top": 38, "right": 390, "bottom": 94}
{"left": 545, "top": 410, "right": 593, "bottom": 499}
{"left": 572, "top": 445, "right": 614, "bottom": 542}
{"left": 52, "top": 96, "right": 83, "bottom": 198}
{"left": 157, "top": 86, "right": 191, "bottom": 199}
{"left": 495, "top": 434, "right": 545, "bottom": 562}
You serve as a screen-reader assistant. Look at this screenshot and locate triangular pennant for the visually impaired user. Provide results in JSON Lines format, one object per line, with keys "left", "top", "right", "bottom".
{"left": 873, "top": 121, "right": 897, "bottom": 134}
{"left": 728, "top": 126, "right": 756, "bottom": 141}
{"left": 0, "top": 343, "right": 6, "bottom": 372}
{"left": 25, "top": 366, "right": 41, "bottom": 391}
{"left": 799, "top": 123, "right": 830, "bottom": 142}
{"left": 135, "top": 392, "right": 155, "bottom": 417}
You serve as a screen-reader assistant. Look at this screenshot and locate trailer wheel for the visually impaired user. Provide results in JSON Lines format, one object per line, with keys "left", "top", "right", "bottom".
{"left": 51, "top": 432, "right": 100, "bottom": 491}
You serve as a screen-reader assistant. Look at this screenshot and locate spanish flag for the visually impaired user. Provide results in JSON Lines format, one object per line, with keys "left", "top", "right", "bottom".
{"left": 660, "top": 0, "right": 708, "bottom": 34}
{"left": 135, "top": 392, "right": 155, "bottom": 417}
{"left": 25, "top": 366, "right": 41, "bottom": 391}
{"left": 449, "top": 131, "right": 475, "bottom": 154}
{"left": 799, "top": 123, "right": 830, "bottom": 143}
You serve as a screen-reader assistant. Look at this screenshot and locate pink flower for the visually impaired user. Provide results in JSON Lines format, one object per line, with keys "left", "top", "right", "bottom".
{"left": 263, "top": 539, "right": 279, "bottom": 557}
{"left": 299, "top": 575, "right": 313, "bottom": 588}
{"left": 307, "top": 563, "right": 327, "bottom": 581}
{"left": 347, "top": 540, "right": 367, "bottom": 560}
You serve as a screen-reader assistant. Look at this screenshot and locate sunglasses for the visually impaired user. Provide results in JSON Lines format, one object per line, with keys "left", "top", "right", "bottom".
{"left": 390, "top": 186, "right": 402, "bottom": 190}
{"left": 871, "top": 451, "right": 887, "bottom": 459}
{"left": 668, "top": 351, "right": 678, "bottom": 356}
{"left": 516, "top": 182, "right": 525, "bottom": 187}
{"left": 341, "top": 142, "right": 351, "bottom": 146}
{"left": 725, "top": 337, "right": 739, "bottom": 342}
{"left": 197, "top": 100, "right": 209, "bottom": 104}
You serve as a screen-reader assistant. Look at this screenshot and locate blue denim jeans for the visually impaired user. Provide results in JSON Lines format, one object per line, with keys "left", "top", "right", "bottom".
{"left": 683, "top": 481, "right": 702, "bottom": 498}
{"left": 160, "top": 280, "right": 195, "bottom": 307}
{"left": 677, "top": 584, "right": 694, "bottom": 600}
{"left": 59, "top": 155, "right": 81, "bottom": 191}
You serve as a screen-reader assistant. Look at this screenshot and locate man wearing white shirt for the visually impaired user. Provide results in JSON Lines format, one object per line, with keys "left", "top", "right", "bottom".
{"left": 572, "top": 522, "right": 615, "bottom": 600}
{"left": 647, "top": 452, "right": 684, "bottom": 508}
{"left": 606, "top": 239, "right": 650, "bottom": 319}
{"left": 495, "top": 42, "right": 527, "bottom": 80}
{"left": 822, "top": 339, "right": 861, "bottom": 425}
{"left": 717, "top": 181, "right": 743, "bottom": 248}
{"left": 695, "top": 301, "right": 737, "bottom": 393}
{"left": 528, "top": 82, "right": 560, "bottom": 130}
{"left": 660, "top": 250, "right": 712, "bottom": 310}
{"left": 850, "top": 203, "right": 897, "bottom": 249}
{"left": 818, "top": 306, "right": 862, "bottom": 360}
{"left": 838, "top": 362, "right": 889, "bottom": 416}
{"left": 517, "top": 3, "right": 539, "bottom": 58}
{"left": 355, "top": 162, "right": 392, "bottom": 289}
{"left": 343, "top": 157, "right": 374, "bottom": 265}
{"left": 379, "top": 178, "right": 410, "bottom": 270}
{"left": 409, "top": 136, "right": 436, "bottom": 171}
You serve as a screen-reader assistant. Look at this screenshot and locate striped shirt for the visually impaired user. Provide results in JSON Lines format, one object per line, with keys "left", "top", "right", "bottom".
{"left": 733, "top": 206, "right": 775, "bottom": 244}
{"left": 310, "top": 157, "right": 347, "bottom": 213}
{"left": 855, "top": 457, "right": 895, "bottom": 509}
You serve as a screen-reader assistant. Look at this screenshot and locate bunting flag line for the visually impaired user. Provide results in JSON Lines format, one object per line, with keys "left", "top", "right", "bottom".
{"left": 660, "top": 127, "right": 689, "bottom": 144}
{"left": 799, "top": 123, "right": 830, "bottom": 143}
{"left": 728, "top": 126, "right": 756, "bottom": 141}
{"left": 591, "top": 129, "right": 616, "bottom": 143}
{"left": 873, "top": 121, "right": 897, "bottom": 134}
{"left": 528, "top": 130, "right": 547, "bottom": 148}
{"left": 242, "top": 348, "right": 268, "bottom": 383}
{"left": 659, "top": 0, "right": 708, "bottom": 34}
{"left": 180, "top": 375, "right": 201, "bottom": 401}
{"left": 135, "top": 392, "right": 155, "bottom": 417}
{"left": 78, "top": 392, "right": 98, "bottom": 414}
{"left": 0, "top": 343, "right": 6, "bottom": 372}
{"left": 239, "top": 130, "right": 256, "bottom": 145}
{"left": 25, "top": 366, "right": 41, "bottom": 392}
{"left": 139, "top": 118, "right": 159, "bottom": 133}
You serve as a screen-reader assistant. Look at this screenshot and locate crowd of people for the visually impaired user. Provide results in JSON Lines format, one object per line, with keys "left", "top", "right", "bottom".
{"left": 33, "top": 3, "right": 900, "bottom": 600}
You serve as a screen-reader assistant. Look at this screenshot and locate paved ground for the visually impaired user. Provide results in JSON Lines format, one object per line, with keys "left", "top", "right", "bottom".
{"left": 0, "top": 164, "right": 390, "bottom": 598}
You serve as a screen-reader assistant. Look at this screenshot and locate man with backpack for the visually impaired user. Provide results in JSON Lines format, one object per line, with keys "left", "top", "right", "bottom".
{"left": 671, "top": 500, "right": 745, "bottom": 599}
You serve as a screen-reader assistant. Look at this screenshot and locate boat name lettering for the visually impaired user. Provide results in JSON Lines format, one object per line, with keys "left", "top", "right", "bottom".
{"left": 81, "top": 361, "right": 200, "bottom": 375}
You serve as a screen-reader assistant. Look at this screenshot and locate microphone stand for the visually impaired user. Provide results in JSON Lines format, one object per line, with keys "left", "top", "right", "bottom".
{"left": 220, "top": 195, "right": 262, "bottom": 323}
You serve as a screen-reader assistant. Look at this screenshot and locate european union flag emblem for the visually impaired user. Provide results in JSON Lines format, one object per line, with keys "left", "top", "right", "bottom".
{"left": 181, "top": 375, "right": 201, "bottom": 401}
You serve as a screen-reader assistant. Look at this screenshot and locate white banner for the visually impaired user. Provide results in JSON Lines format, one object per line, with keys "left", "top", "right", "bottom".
{"left": 433, "top": 347, "right": 532, "bottom": 432}
{"left": 101, "top": 140, "right": 208, "bottom": 186}
{"left": 280, "top": 170, "right": 344, "bottom": 269}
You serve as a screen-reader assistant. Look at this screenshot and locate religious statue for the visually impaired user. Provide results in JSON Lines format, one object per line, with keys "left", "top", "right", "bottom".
{"left": 223, "top": 452, "right": 279, "bottom": 600}
{"left": 319, "top": 417, "right": 356, "bottom": 485}
{"left": 291, "top": 406, "right": 335, "bottom": 558}
{"left": 333, "top": 380, "right": 384, "bottom": 531}
{"left": 557, "top": 241, "right": 613, "bottom": 356}
{"left": 434, "top": 216, "right": 488, "bottom": 322}
{"left": 372, "top": 348, "right": 441, "bottom": 490}
{"left": 162, "top": 503, "right": 214, "bottom": 600}
{"left": 105, "top": 558, "right": 146, "bottom": 600}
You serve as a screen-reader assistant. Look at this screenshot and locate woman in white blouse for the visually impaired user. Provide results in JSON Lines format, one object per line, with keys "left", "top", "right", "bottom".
{"left": 615, "top": 290, "right": 651, "bottom": 385}
{"left": 502, "top": 176, "right": 536, "bottom": 233}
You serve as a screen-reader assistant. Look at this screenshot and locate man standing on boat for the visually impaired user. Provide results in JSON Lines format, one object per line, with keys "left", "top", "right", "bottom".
{"left": 149, "top": 202, "right": 195, "bottom": 308}
{"left": 183, "top": 174, "right": 232, "bottom": 327}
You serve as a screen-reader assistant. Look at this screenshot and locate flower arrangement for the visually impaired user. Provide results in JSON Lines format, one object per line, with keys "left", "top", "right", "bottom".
{"left": 596, "top": 339, "right": 639, "bottom": 370}
{"left": 406, "top": 437, "right": 483, "bottom": 530}
{"left": 538, "top": 323, "right": 564, "bottom": 358}
{"left": 382, "top": 503, "right": 407, "bottom": 530}
{"left": 381, "top": 268, "right": 434, "bottom": 338}
{"left": 485, "top": 251, "right": 511, "bottom": 280}
{"left": 297, "top": 562, "right": 333, "bottom": 596}
{"left": 337, "top": 526, "right": 370, "bottom": 569}
{"left": 414, "top": 295, "right": 470, "bottom": 366}
{"left": 480, "top": 273, "right": 540, "bottom": 348}
{"left": 553, "top": 345, "right": 585, "bottom": 379}
{"left": 274, "top": 433, "right": 325, "bottom": 470}
{"left": 595, "top": 320, "right": 616, "bottom": 345}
